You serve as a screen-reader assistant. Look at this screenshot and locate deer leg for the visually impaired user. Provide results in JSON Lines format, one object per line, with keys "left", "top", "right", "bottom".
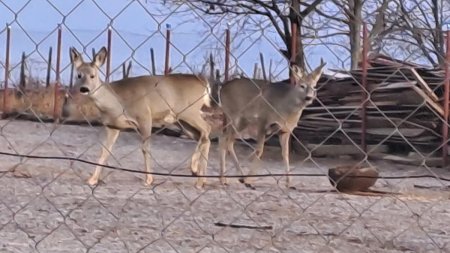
{"left": 138, "top": 121, "right": 153, "bottom": 186}
{"left": 228, "top": 133, "right": 245, "bottom": 176}
{"left": 279, "top": 131, "right": 292, "bottom": 188}
{"left": 181, "top": 114, "right": 211, "bottom": 189}
{"left": 219, "top": 126, "right": 243, "bottom": 185}
{"left": 240, "top": 129, "right": 265, "bottom": 187}
{"left": 88, "top": 127, "right": 120, "bottom": 186}
{"left": 219, "top": 131, "right": 229, "bottom": 185}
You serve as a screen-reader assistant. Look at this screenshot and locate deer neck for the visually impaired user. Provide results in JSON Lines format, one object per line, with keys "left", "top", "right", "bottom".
{"left": 89, "top": 82, "right": 126, "bottom": 118}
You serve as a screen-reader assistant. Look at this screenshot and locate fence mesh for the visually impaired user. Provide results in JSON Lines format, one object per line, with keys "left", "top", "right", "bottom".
{"left": 1, "top": 0, "right": 450, "bottom": 252}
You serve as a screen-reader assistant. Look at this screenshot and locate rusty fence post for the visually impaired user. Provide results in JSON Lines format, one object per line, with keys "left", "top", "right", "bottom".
{"left": 19, "top": 52, "right": 26, "bottom": 90}
{"left": 2, "top": 24, "right": 11, "bottom": 119}
{"left": 53, "top": 24, "right": 62, "bottom": 121}
{"left": 222, "top": 28, "right": 231, "bottom": 129}
{"left": 290, "top": 22, "right": 297, "bottom": 85}
{"left": 361, "top": 23, "right": 369, "bottom": 153}
{"left": 106, "top": 25, "right": 112, "bottom": 82}
{"left": 224, "top": 28, "right": 230, "bottom": 82}
{"left": 443, "top": 30, "right": 450, "bottom": 166}
{"left": 164, "top": 24, "right": 171, "bottom": 76}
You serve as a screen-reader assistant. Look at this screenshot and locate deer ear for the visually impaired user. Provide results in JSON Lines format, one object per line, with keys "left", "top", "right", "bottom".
{"left": 69, "top": 47, "right": 84, "bottom": 68}
{"left": 93, "top": 47, "right": 108, "bottom": 67}
{"left": 310, "top": 58, "right": 326, "bottom": 83}
{"left": 291, "top": 64, "right": 304, "bottom": 79}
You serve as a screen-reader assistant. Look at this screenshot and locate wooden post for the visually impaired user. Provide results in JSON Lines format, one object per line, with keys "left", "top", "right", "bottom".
{"left": 443, "top": 30, "right": 450, "bottom": 166}
{"left": 69, "top": 60, "right": 74, "bottom": 88}
{"left": 361, "top": 23, "right": 369, "bottom": 153}
{"left": 150, "top": 48, "right": 156, "bottom": 75}
{"left": 106, "top": 25, "right": 112, "bottom": 82}
{"left": 46, "top": 47, "right": 52, "bottom": 88}
{"left": 253, "top": 63, "right": 259, "bottom": 79}
{"left": 164, "top": 24, "right": 171, "bottom": 75}
{"left": 268, "top": 59, "right": 273, "bottom": 82}
{"left": 209, "top": 53, "right": 215, "bottom": 81}
{"left": 259, "top": 52, "right": 267, "bottom": 81}
{"left": 290, "top": 22, "right": 298, "bottom": 85}
{"left": 224, "top": 28, "right": 230, "bottom": 82}
{"left": 53, "top": 24, "right": 62, "bottom": 121}
{"left": 2, "top": 24, "right": 11, "bottom": 119}
{"left": 19, "top": 52, "right": 26, "bottom": 90}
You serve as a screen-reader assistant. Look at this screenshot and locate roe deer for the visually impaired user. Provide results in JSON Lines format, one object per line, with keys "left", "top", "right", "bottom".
{"left": 64, "top": 47, "right": 212, "bottom": 188}
{"left": 218, "top": 60, "right": 326, "bottom": 188}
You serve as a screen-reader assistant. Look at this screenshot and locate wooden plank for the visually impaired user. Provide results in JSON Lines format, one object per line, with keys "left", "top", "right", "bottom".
{"left": 369, "top": 153, "right": 443, "bottom": 167}
{"left": 409, "top": 68, "right": 439, "bottom": 102}
{"left": 343, "top": 128, "right": 425, "bottom": 137}
{"left": 306, "top": 144, "right": 388, "bottom": 157}
{"left": 411, "top": 85, "right": 444, "bottom": 116}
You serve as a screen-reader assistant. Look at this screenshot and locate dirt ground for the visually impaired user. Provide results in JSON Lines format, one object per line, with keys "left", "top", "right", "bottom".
{"left": 0, "top": 120, "right": 450, "bottom": 253}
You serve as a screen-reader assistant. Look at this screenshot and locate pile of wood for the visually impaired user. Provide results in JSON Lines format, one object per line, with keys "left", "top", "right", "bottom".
{"left": 293, "top": 55, "right": 446, "bottom": 157}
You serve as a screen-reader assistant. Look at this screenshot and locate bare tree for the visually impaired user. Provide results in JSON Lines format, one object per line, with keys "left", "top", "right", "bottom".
{"left": 317, "top": 0, "right": 450, "bottom": 67}
{"left": 393, "top": 0, "right": 449, "bottom": 66}
{"left": 164, "top": 0, "right": 325, "bottom": 69}
{"left": 314, "top": 0, "right": 394, "bottom": 69}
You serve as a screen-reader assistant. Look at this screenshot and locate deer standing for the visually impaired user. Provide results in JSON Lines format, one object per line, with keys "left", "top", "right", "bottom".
{"left": 218, "top": 60, "right": 326, "bottom": 188}
{"left": 64, "top": 47, "right": 211, "bottom": 188}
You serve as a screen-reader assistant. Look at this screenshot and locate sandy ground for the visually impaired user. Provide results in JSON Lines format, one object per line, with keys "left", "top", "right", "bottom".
{"left": 0, "top": 120, "right": 450, "bottom": 253}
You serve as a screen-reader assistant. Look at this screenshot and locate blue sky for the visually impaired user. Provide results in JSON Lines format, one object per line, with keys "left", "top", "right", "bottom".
{"left": 0, "top": 0, "right": 336, "bottom": 85}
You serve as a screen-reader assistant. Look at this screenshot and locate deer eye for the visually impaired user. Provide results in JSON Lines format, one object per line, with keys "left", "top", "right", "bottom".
{"left": 90, "top": 74, "right": 95, "bottom": 79}
{"left": 77, "top": 73, "right": 82, "bottom": 79}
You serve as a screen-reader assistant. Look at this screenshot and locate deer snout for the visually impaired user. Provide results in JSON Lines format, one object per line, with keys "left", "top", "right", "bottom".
{"left": 79, "top": 86, "right": 90, "bottom": 94}
{"left": 305, "top": 95, "right": 314, "bottom": 102}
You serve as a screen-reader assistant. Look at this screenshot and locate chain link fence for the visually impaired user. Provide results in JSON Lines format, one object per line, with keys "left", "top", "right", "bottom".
{"left": 1, "top": 0, "right": 450, "bottom": 252}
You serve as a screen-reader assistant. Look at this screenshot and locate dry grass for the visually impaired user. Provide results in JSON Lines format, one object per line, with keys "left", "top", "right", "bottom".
{"left": 0, "top": 86, "right": 99, "bottom": 122}
{"left": 0, "top": 86, "right": 224, "bottom": 135}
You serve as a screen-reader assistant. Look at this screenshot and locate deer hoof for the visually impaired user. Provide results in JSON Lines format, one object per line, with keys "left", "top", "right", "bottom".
{"left": 195, "top": 180, "right": 204, "bottom": 189}
{"left": 220, "top": 177, "right": 228, "bottom": 185}
{"left": 87, "top": 177, "right": 99, "bottom": 186}
{"left": 144, "top": 176, "right": 154, "bottom": 186}
{"left": 244, "top": 183, "right": 256, "bottom": 190}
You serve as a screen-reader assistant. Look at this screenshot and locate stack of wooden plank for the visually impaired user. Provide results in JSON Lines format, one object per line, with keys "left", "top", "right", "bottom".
{"left": 293, "top": 55, "right": 446, "bottom": 155}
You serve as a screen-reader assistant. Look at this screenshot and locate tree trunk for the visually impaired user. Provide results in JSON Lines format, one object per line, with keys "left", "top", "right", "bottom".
{"left": 432, "top": 0, "right": 445, "bottom": 66}
{"left": 288, "top": 0, "right": 305, "bottom": 69}
{"left": 349, "top": 0, "right": 363, "bottom": 70}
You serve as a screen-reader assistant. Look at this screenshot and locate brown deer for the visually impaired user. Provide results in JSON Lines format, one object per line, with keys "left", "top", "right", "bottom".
{"left": 63, "top": 47, "right": 211, "bottom": 188}
{"left": 218, "top": 60, "right": 326, "bottom": 188}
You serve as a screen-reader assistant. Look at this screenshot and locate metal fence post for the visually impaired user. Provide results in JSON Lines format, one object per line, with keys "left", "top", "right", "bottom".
{"left": 224, "top": 28, "right": 230, "bottom": 82}
{"left": 53, "top": 24, "right": 62, "bottom": 121}
{"left": 361, "top": 23, "right": 369, "bottom": 153}
{"left": 290, "top": 21, "right": 297, "bottom": 85}
{"left": 2, "top": 24, "right": 11, "bottom": 119}
{"left": 106, "top": 25, "right": 112, "bottom": 82}
{"left": 443, "top": 30, "right": 450, "bottom": 166}
{"left": 164, "top": 24, "right": 171, "bottom": 76}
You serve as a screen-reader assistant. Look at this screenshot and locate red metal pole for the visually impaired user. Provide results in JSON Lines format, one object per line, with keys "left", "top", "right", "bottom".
{"left": 164, "top": 24, "right": 171, "bottom": 76}
{"left": 53, "top": 24, "right": 62, "bottom": 121}
{"left": 443, "top": 30, "right": 450, "bottom": 166}
{"left": 106, "top": 25, "right": 112, "bottom": 82}
{"left": 290, "top": 22, "right": 298, "bottom": 85}
{"left": 361, "top": 23, "right": 369, "bottom": 153}
{"left": 224, "top": 28, "right": 230, "bottom": 82}
{"left": 2, "top": 24, "right": 11, "bottom": 119}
